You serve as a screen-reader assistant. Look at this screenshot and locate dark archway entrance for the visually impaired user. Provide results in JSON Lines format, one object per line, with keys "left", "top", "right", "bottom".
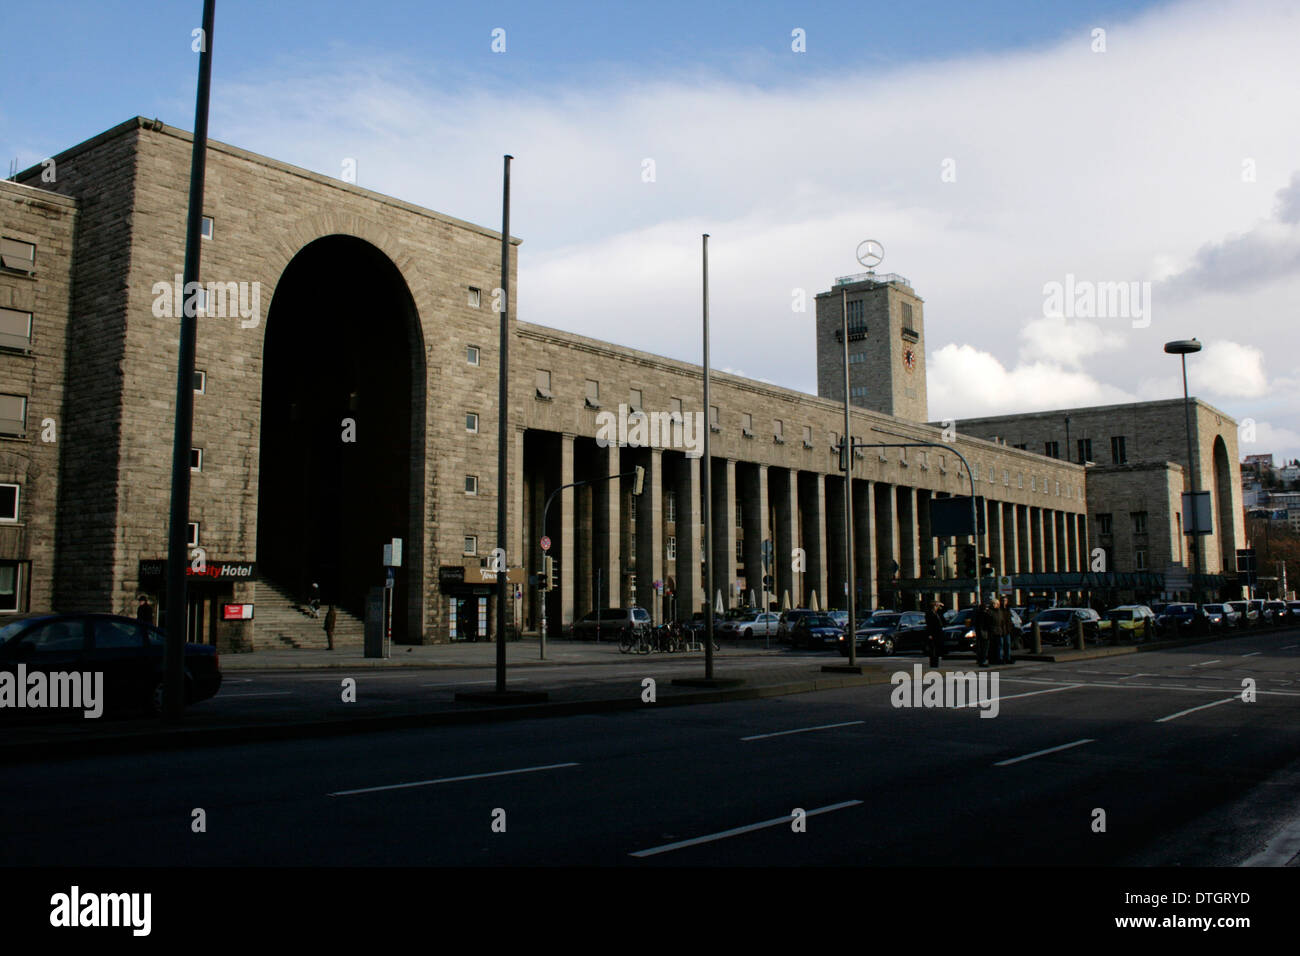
{"left": 257, "top": 236, "right": 424, "bottom": 642}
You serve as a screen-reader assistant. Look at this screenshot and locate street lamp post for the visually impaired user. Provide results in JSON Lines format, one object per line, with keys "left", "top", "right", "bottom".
{"left": 1164, "top": 338, "right": 1202, "bottom": 603}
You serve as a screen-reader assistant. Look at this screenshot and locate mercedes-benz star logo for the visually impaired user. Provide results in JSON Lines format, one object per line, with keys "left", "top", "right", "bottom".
{"left": 856, "top": 239, "right": 884, "bottom": 269}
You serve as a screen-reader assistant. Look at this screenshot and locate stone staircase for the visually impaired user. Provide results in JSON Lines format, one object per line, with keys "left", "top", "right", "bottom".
{"left": 252, "top": 578, "right": 365, "bottom": 650}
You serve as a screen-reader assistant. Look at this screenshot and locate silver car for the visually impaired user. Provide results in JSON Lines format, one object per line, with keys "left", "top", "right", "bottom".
{"left": 717, "top": 611, "right": 779, "bottom": 638}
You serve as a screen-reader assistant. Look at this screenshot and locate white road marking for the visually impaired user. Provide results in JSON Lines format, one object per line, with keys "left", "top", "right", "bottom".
{"left": 629, "top": 800, "right": 863, "bottom": 857}
{"left": 220, "top": 691, "right": 294, "bottom": 698}
{"left": 1155, "top": 697, "right": 1238, "bottom": 723}
{"left": 994, "top": 739, "right": 1095, "bottom": 767}
{"left": 1191, "top": 660, "right": 1222, "bottom": 667}
{"left": 329, "top": 762, "right": 580, "bottom": 796}
{"left": 1242, "top": 652, "right": 1262, "bottom": 657}
{"left": 959, "top": 684, "right": 1084, "bottom": 707}
{"left": 422, "top": 679, "right": 531, "bottom": 688}
{"left": 1118, "top": 673, "right": 1152, "bottom": 680}
{"left": 742, "top": 720, "right": 864, "bottom": 741}
{"left": 1280, "top": 644, "right": 1298, "bottom": 650}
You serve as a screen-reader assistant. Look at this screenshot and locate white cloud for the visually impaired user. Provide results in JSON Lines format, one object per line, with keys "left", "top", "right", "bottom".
{"left": 210, "top": 0, "right": 1300, "bottom": 461}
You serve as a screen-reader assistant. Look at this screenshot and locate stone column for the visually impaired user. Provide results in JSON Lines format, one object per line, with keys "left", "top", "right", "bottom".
{"left": 898, "top": 485, "right": 918, "bottom": 583}
{"left": 675, "top": 454, "right": 702, "bottom": 618}
{"left": 773, "top": 468, "right": 799, "bottom": 607}
{"left": 560, "top": 434, "right": 576, "bottom": 628}
{"left": 875, "top": 481, "right": 898, "bottom": 608}
{"left": 599, "top": 441, "right": 621, "bottom": 613}
{"left": 636, "top": 448, "right": 664, "bottom": 623}
{"left": 807, "top": 473, "right": 828, "bottom": 611}
{"left": 1016, "top": 504, "right": 1030, "bottom": 574}
{"left": 711, "top": 458, "right": 738, "bottom": 610}
{"left": 741, "top": 464, "right": 770, "bottom": 609}
{"left": 856, "top": 478, "right": 875, "bottom": 611}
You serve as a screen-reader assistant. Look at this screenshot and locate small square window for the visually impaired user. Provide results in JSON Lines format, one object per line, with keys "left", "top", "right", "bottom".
{"left": 466, "top": 413, "right": 479, "bottom": 433}
{"left": 464, "top": 535, "right": 477, "bottom": 555}
{"left": 466, "top": 346, "right": 480, "bottom": 366}
{"left": 0, "top": 484, "right": 18, "bottom": 522}
{"left": 0, "top": 308, "right": 33, "bottom": 352}
{"left": 0, "top": 237, "right": 36, "bottom": 275}
{"left": 465, "top": 475, "right": 478, "bottom": 494}
{"left": 666, "top": 535, "right": 676, "bottom": 560}
{"left": 187, "top": 522, "right": 200, "bottom": 547}
{"left": 193, "top": 369, "right": 206, "bottom": 393}
{"left": 190, "top": 448, "right": 202, "bottom": 472}
{"left": 0, "top": 394, "right": 27, "bottom": 437}
{"left": 200, "top": 216, "right": 213, "bottom": 240}
{"left": 468, "top": 287, "right": 481, "bottom": 308}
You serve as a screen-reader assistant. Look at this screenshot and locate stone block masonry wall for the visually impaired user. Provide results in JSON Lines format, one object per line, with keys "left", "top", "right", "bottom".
{"left": 16, "top": 124, "right": 139, "bottom": 613}
{"left": 0, "top": 181, "right": 78, "bottom": 613}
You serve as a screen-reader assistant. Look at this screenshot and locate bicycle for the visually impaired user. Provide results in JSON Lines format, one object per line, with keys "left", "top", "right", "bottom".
{"left": 619, "top": 626, "right": 652, "bottom": 654}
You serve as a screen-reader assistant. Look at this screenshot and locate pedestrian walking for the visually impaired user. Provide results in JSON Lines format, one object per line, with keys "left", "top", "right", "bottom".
{"left": 323, "top": 605, "right": 337, "bottom": 650}
{"left": 997, "top": 595, "right": 1014, "bottom": 665}
{"left": 308, "top": 582, "right": 321, "bottom": 618}
{"left": 924, "top": 601, "right": 945, "bottom": 669}
{"left": 975, "top": 598, "right": 996, "bottom": 667}
{"left": 136, "top": 595, "right": 154, "bottom": 626}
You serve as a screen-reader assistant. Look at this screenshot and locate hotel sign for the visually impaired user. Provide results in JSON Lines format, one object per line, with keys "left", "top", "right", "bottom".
{"left": 139, "top": 559, "right": 258, "bottom": 582}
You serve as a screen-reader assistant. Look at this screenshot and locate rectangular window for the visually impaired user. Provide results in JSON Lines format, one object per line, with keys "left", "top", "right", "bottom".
{"left": 0, "top": 483, "right": 18, "bottom": 521}
{"left": 629, "top": 388, "right": 643, "bottom": 413}
{"left": 200, "top": 216, "right": 213, "bottom": 240}
{"left": 1132, "top": 511, "right": 1148, "bottom": 534}
{"left": 536, "top": 369, "right": 552, "bottom": 400}
{"left": 1044, "top": 441, "right": 1060, "bottom": 459}
{"left": 0, "top": 562, "right": 19, "bottom": 611}
{"left": 465, "top": 475, "right": 478, "bottom": 494}
{"left": 736, "top": 537, "right": 744, "bottom": 561}
{"left": 0, "top": 308, "right": 33, "bottom": 352}
{"left": 1003, "top": 469, "right": 1009, "bottom": 485}
{"left": 741, "top": 412, "right": 753, "bottom": 437}
{"left": 464, "top": 535, "right": 477, "bottom": 555}
{"left": 802, "top": 425, "right": 813, "bottom": 448}
{"left": 190, "top": 448, "right": 202, "bottom": 472}
{"left": 849, "top": 352, "right": 866, "bottom": 364}
{"left": 1017, "top": 473, "right": 1023, "bottom": 488}
{"left": 468, "top": 287, "right": 481, "bottom": 308}
{"left": 1135, "top": 548, "right": 1148, "bottom": 571}
{"left": 187, "top": 523, "right": 200, "bottom": 547}
{"left": 0, "top": 237, "right": 36, "bottom": 274}
{"left": 0, "top": 394, "right": 26, "bottom": 437}
{"left": 666, "top": 535, "right": 676, "bottom": 560}
{"left": 194, "top": 369, "right": 206, "bottom": 393}
{"left": 846, "top": 300, "right": 864, "bottom": 323}
{"left": 466, "top": 345, "right": 480, "bottom": 366}
{"left": 774, "top": 419, "right": 784, "bottom": 442}
{"left": 1098, "top": 513, "right": 1113, "bottom": 534}
{"left": 901, "top": 301, "right": 914, "bottom": 329}
{"left": 710, "top": 405, "right": 720, "bottom": 432}
{"left": 1110, "top": 435, "right": 1127, "bottom": 464}
{"left": 665, "top": 490, "right": 676, "bottom": 523}
{"left": 585, "top": 379, "right": 600, "bottom": 407}
{"left": 850, "top": 385, "right": 869, "bottom": 398}
{"left": 466, "top": 413, "right": 479, "bottom": 433}
{"left": 1077, "top": 438, "right": 1092, "bottom": 463}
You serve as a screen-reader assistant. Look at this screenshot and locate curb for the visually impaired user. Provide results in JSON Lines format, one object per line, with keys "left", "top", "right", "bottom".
{"left": 0, "top": 671, "right": 895, "bottom": 765}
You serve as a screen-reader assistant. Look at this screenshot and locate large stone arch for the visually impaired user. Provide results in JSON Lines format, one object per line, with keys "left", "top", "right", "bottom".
{"left": 255, "top": 233, "right": 427, "bottom": 641}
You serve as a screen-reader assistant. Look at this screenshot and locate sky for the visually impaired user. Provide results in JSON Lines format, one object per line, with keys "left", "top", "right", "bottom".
{"left": 4, "top": 0, "right": 1299, "bottom": 462}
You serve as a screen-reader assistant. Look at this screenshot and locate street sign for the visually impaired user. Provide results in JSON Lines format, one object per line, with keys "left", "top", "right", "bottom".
{"left": 997, "top": 575, "right": 1014, "bottom": 595}
{"left": 540, "top": 535, "right": 551, "bottom": 552}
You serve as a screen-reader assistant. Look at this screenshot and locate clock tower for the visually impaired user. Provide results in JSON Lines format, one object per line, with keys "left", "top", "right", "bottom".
{"left": 814, "top": 271, "right": 928, "bottom": 423}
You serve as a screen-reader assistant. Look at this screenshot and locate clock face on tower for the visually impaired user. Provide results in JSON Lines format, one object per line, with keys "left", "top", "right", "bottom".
{"left": 903, "top": 347, "right": 916, "bottom": 371}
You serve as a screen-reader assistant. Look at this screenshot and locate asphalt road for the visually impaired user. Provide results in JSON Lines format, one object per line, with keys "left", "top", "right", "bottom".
{"left": 2, "top": 629, "right": 1299, "bottom": 867}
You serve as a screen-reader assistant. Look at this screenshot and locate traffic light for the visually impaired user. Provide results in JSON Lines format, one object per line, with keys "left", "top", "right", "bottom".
{"left": 922, "top": 557, "right": 938, "bottom": 578}
{"left": 762, "top": 574, "right": 774, "bottom": 590}
{"left": 979, "top": 555, "right": 996, "bottom": 578}
{"left": 632, "top": 465, "right": 645, "bottom": 496}
{"left": 548, "top": 556, "right": 558, "bottom": 592}
{"left": 959, "top": 544, "right": 978, "bottom": 578}
{"left": 541, "top": 555, "right": 555, "bottom": 591}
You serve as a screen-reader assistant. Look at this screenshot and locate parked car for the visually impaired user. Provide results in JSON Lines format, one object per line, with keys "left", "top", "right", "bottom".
{"left": 1200, "top": 603, "right": 1238, "bottom": 630}
{"left": 0, "top": 612, "right": 221, "bottom": 717}
{"left": 839, "top": 610, "right": 927, "bottom": 656}
{"left": 789, "top": 613, "right": 844, "bottom": 650}
{"left": 1225, "top": 600, "right": 1257, "bottom": 626}
{"left": 1030, "top": 607, "right": 1102, "bottom": 645}
{"left": 570, "top": 607, "right": 651, "bottom": 641}
{"left": 1155, "top": 603, "right": 1206, "bottom": 634}
{"left": 717, "top": 610, "right": 779, "bottom": 638}
{"left": 1263, "top": 601, "right": 1290, "bottom": 625}
{"left": 1287, "top": 601, "right": 1300, "bottom": 621}
{"left": 777, "top": 609, "right": 817, "bottom": 644}
{"left": 1097, "top": 605, "right": 1158, "bottom": 640}
{"left": 1248, "top": 599, "right": 1267, "bottom": 623}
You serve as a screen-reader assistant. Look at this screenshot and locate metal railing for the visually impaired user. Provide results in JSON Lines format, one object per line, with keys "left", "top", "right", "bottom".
{"left": 834, "top": 271, "right": 912, "bottom": 288}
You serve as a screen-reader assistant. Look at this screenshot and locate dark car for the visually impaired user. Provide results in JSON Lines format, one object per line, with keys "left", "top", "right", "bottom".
{"left": 777, "top": 609, "right": 817, "bottom": 644}
{"left": 1200, "top": 604, "right": 1236, "bottom": 630}
{"left": 1030, "top": 607, "right": 1101, "bottom": 645}
{"left": 570, "top": 607, "right": 651, "bottom": 641}
{"left": 0, "top": 612, "right": 221, "bottom": 717}
{"left": 840, "top": 610, "right": 928, "bottom": 656}
{"left": 1154, "top": 603, "right": 1205, "bottom": 634}
{"left": 790, "top": 614, "right": 844, "bottom": 650}
{"left": 938, "top": 606, "right": 1023, "bottom": 652}
{"left": 1263, "top": 601, "right": 1289, "bottom": 625}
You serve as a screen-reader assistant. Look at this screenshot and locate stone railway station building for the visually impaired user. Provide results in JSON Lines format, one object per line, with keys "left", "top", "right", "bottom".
{"left": 0, "top": 117, "right": 1243, "bottom": 650}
